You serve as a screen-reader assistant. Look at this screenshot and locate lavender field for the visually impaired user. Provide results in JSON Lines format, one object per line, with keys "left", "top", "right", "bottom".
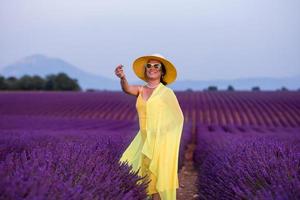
{"left": 0, "top": 91, "right": 299, "bottom": 199}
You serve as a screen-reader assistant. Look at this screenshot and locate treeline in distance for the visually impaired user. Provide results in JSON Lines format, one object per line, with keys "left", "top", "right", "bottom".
{"left": 0, "top": 73, "right": 81, "bottom": 91}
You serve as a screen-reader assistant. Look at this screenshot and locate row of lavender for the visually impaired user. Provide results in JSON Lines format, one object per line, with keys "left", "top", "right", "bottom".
{"left": 179, "top": 91, "right": 300, "bottom": 127}
{"left": 2, "top": 90, "right": 299, "bottom": 199}
{"left": 194, "top": 125, "right": 300, "bottom": 199}
{"left": 0, "top": 115, "right": 151, "bottom": 199}
{"left": 180, "top": 91, "right": 300, "bottom": 199}
{"left": 1, "top": 91, "right": 299, "bottom": 127}
{"left": 0, "top": 114, "right": 192, "bottom": 199}
{"left": 0, "top": 91, "right": 137, "bottom": 121}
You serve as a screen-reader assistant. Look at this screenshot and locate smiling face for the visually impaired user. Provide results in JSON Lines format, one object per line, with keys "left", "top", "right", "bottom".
{"left": 144, "top": 59, "right": 164, "bottom": 81}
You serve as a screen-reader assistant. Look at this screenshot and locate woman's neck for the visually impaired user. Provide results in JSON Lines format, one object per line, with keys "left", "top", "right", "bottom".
{"left": 146, "top": 80, "right": 160, "bottom": 87}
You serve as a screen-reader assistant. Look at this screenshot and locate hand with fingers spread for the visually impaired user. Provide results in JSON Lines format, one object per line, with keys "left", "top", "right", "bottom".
{"left": 115, "top": 64, "right": 126, "bottom": 79}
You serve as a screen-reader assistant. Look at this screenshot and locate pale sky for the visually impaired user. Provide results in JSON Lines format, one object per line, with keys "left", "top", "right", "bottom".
{"left": 0, "top": 0, "right": 299, "bottom": 82}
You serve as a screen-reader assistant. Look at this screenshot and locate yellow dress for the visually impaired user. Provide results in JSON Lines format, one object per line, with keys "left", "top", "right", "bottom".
{"left": 119, "top": 82, "right": 184, "bottom": 200}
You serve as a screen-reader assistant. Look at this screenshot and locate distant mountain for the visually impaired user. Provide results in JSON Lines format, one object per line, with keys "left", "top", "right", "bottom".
{"left": 1, "top": 54, "right": 299, "bottom": 91}
{"left": 0, "top": 54, "right": 119, "bottom": 90}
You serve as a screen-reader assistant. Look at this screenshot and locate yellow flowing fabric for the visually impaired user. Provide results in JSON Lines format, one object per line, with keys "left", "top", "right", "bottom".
{"left": 119, "top": 82, "right": 184, "bottom": 200}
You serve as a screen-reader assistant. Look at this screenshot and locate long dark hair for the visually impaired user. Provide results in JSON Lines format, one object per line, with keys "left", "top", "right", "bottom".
{"left": 160, "top": 63, "right": 167, "bottom": 85}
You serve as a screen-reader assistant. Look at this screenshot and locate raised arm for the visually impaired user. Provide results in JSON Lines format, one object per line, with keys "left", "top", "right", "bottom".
{"left": 114, "top": 64, "right": 140, "bottom": 96}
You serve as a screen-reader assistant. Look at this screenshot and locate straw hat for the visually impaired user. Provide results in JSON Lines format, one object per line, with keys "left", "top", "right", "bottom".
{"left": 132, "top": 53, "right": 177, "bottom": 85}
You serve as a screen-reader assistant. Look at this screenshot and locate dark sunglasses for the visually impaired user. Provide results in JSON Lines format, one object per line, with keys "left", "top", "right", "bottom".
{"left": 144, "top": 63, "right": 162, "bottom": 69}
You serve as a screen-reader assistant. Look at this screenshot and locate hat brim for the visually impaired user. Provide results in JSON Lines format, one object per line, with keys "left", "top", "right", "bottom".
{"left": 132, "top": 55, "right": 177, "bottom": 85}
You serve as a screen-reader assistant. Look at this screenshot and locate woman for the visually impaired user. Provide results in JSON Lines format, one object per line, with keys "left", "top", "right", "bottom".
{"left": 115, "top": 54, "right": 184, "bottom": 200}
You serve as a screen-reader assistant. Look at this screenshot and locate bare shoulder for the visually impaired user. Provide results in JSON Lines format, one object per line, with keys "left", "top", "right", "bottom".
{"left": 128, "top": 84, "right": 143, "bottom": 96}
